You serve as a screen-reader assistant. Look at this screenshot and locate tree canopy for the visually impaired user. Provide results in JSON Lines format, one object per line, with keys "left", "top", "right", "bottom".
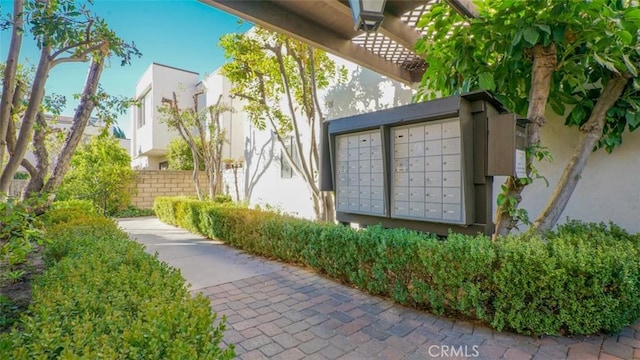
{"left": 415, "top": 0, "right": 640, "bottom": 235}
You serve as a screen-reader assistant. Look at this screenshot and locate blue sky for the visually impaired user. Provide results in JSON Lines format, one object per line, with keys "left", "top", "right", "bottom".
{"left": 0, "top": 0, "right": 252, "bottom": 135}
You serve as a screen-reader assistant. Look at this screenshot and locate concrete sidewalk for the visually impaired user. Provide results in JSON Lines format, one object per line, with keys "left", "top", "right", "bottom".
{"left": 118, "top": 217, "right": 640, "bottom": 360}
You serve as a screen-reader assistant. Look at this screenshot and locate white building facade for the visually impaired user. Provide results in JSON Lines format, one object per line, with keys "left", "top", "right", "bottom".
{"left": 131, "top": 57, "right": 640, "bottom": 233}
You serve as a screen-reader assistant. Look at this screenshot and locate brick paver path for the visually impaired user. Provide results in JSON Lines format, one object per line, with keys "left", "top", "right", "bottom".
{"left": 201, "top": 266, "right": 640, "bottom": 360}
{"left": 120, "top": 217, "right": 640, "bottom": 359}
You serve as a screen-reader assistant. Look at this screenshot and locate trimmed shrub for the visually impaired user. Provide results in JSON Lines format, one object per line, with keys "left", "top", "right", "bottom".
{"left": 153, "top": 196, "right": 640, "bottom": 336}
{"left": 0, "top": 207, "right": 234, "bottom": 359}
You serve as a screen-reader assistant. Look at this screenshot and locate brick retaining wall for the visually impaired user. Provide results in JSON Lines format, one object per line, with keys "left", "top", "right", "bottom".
{"left": 131, "top": 170, "right": 208, "bottom": 209}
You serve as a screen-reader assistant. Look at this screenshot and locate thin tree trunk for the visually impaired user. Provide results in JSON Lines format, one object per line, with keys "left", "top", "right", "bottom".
{"left": 22, "top": 112, "right": 49, "bottom": 197}
{"left": 534, "top": 74, "right": 630, "bottom": 231}
{"left": 493, "top": 43, "right": 556, "bottom": 240}
{"left": 0, "top": 46, "right": 52, "bottom": 196}
{"left": 6, "top": 81, "right": 25, "bottom": 155}
{"left": 39, "top": 57, "right": 105, "bottom": 197}
{"left": 233, "top": 163, "right": 240, "bottom": 202}
{"left": 0, "top": 0, "right": 25, "bottom": 173}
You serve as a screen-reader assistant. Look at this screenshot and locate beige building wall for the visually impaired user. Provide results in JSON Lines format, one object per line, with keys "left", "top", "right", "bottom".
{"left": 130, "top": 170, "right": 208, "bottom": 209}
{"left": 512, "top": 111, "right": 640, "bottom": 233}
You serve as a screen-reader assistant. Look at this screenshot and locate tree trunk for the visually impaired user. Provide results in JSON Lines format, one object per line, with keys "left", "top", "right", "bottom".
{"left": 534, "top": 74, "right": 630, "bottom": 231}
{"left": 233, "top": 163, "right": 240, "bottom": 202}
{"left": 38, "top": 57, "right": 105, "bottom": 197}
{"left": 322, "top": 192, "right": 335, "bottom": 223}
{"left": 492, "top": 43, "right": 556, "bottom": 240}
{"left": 0, "top": 0, "right": 25, "bottom": 173}
{"left": 0, "top": 46, "right": 52, "bottom": 196}
{"left": 6, "top": 81, "right": 25, "bottom": 155}
{"left": 22, "top": 112, "right": 49, "bottom": 197}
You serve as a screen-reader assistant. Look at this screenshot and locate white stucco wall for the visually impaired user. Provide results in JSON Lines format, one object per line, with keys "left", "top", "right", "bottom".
{"left": 201, "top": 72, "right": 245, "bottom": 161}
{"left": 511, "top": 112, "right": 640, "bottom": 233}
{"left": 238, "top": 55, "right": 415, "bottom": 219}
{"left": 131, "top": 63, "right": 199, "bottom": 167}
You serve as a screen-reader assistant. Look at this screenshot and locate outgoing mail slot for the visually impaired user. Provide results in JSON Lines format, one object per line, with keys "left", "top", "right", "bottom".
{"left": 359, "top": 134, "right": 370, "bottom": 147}
{"left": 394, "top": 128, "right": 409, "bottom": 144}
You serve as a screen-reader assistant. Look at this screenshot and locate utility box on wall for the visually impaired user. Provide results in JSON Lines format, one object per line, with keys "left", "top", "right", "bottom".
{"left": 320, "top": 91, "right": 525, "bottom": 236}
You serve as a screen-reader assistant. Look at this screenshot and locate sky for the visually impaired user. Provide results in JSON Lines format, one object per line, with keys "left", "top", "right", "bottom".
{"left": 0, "top": 0, "right": 253, "bottom": 136}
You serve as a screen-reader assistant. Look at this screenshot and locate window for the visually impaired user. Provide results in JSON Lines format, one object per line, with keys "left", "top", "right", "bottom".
{"left": 280, "top": 136, "right": 301, "bottom": 179}
{"left": 138, "top": 89, "right": 152, "bottom": 129}
{"left": 159, "top": 161, "right": 169, "bottom": 170}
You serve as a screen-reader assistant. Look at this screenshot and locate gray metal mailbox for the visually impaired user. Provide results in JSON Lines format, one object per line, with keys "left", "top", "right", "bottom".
{"left": 320, "top": 91, "right": 525, "bottom": 236}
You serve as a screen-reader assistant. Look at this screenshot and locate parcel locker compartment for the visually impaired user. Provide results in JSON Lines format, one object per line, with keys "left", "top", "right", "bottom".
{"left": 409, "top": 173, "right": 425, "bottom": 187}
{"left": 424, "top": 123, "right": 442, "bottom": 140}
{"left": 425, "top": 203, "right": 443, "bottom": 219}
{"left": 409, "top": 157, "right": 425, "bottom": 172}
{"left": 394, "top": 143, "right": 409, "bottom": 158}
{"left": 425, "top": 172, "right": 443, "bottom": 187}
{"left": 442, "top": 187, "right": 461, "bottom": 204}
{"left": 393, "top": 187, "right": 409, "bottom": 202}
{"left": 370, "top": 186, "right": 384, "bottom": 200}
{"left": 394, "top": 172, "right": 409, "bottom": 187}
{"left": 348, "top": 148, "right": 359, "bottom": 161}
{"left": 442, "top": 203, "right": 461, "bottom": 221}
{"left": 409, "top": 142, "right": 425, "bottom": 157}
{"left": 393, "top": 201, "right": 410, "bottom": 216}
{"left": 371, "top": 174, "right": 384, "bottom": 187}
{"left": 442, "top": 171, "right": 461, "bottom": 187}
{"left": 409, "top": 187, "right": 425, "bottom": 200}
{"left": 425, "top": 156, "right": 442, "bottom": 172}
{"left": 359, "top": 160, "right": 371, "bottom": 173}
{"left": 370, "top": 146, "right": 383, "bottom": 160}
{"left": 370, "top": 200, "right": 384, "bottom": 214}
{"left": 441, "top": 120, "right": 460, "bottom": 138}
{"left": 442, "top": 155, "right": 460, "bottom": 171}
{"left": 408, "top": 125, "right": 425, "bottom": 143}
{"left": 409, "top": 202, "right": 425, "bottom": 217}
{"left": 442, "top": 138, "right": 461, "bottom": 155}
{"left": 425, "top": 140, "right": 442, "bottom": 156}
{"left": 425, "top": 187, "right": 443, "bottom": 203}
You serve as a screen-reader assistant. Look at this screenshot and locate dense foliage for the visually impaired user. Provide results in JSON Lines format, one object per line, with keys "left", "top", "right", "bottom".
{"left": 0, "top": 205, "right": 234, "bottom": 359}
{"left": 57, "top": 136, "right": 135, "bottom": 215}
{"left": 155, "top": 196, "right": 640, "bottom": 336}
{"left": 414, "top": 0, "right": 640, "bottom": 235}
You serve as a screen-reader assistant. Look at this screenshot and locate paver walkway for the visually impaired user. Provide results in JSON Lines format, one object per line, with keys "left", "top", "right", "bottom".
{"left": 119, "top": 217, "right": 640, "bottom": 360}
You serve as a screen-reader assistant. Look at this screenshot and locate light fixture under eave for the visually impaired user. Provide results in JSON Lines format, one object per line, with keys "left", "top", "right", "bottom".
{"left": 348, "top": 0, "right": 387, "bottom": 32}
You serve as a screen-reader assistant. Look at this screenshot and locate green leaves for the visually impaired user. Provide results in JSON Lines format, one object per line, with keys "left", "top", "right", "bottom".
{"left": 1, "top": 208, "right": 234, "bottom": 359}
{"left": 523, "top": 27, "right": 540, "bottom": 45}
{"left": 478, "top": 72, "right": 496, "bottom": 90}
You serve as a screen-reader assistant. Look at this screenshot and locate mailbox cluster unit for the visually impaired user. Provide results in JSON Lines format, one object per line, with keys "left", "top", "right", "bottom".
{"left": 320, "top": 91, "right": 525, "bottom": 236}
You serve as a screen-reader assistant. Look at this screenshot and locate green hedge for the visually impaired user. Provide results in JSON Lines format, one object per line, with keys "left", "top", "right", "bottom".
{"left": 154, "top": 196, "right": 640, "bottom": 336}
{"left": 0, "top": 207, "right": 234, "bottom": 359}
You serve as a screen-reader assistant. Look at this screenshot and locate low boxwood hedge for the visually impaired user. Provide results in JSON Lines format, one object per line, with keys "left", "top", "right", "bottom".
{"left": 154, "top": 196, "right": 640, "bottom": 336}
{"left": 0, "top": 207, "right": 234, "bottom": 359}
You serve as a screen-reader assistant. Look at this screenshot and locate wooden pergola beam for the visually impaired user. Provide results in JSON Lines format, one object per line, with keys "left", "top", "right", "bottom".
{"left": 200, "top": 0, "right": 417, "bottom": 84}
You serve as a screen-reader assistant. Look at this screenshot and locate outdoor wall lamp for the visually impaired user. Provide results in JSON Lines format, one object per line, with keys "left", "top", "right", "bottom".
{"left": 348, "top": 0, "right": 387, "bottom": 32}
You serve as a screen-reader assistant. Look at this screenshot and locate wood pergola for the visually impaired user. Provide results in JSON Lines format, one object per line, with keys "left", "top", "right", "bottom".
{"left": 199, "top": 0, "right": 477, "bottom": 85}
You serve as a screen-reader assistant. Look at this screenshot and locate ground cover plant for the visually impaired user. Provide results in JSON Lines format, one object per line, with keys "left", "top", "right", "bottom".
{"left": 0, "top": 204, "right": 234, "bottom": 359}
{"left": 155, "top": 196, "right": 640, "bottom": 336}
